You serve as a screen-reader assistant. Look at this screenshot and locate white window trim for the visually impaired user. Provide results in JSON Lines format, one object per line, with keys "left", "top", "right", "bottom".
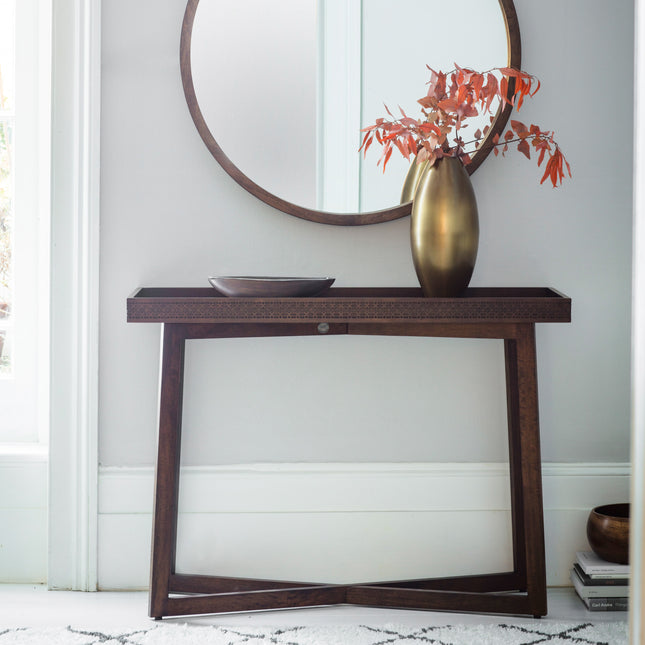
{"left": 48, "top": 0, "right": 100, "bottom": 591}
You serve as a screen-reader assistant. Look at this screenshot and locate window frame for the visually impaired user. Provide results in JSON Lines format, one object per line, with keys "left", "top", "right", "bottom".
{"left": 48, "top": 0, "right": 100, "bottom": 591}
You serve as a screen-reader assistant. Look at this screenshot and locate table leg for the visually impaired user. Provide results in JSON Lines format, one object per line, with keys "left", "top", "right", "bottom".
{"left": 149, "top": 323, "right": 186, "bottom": 619}
{"left": 145, "top": 321, "right": 549, "bottom": 618}
{"left": 505, "top": 324, "right": 547, "bottom": 617}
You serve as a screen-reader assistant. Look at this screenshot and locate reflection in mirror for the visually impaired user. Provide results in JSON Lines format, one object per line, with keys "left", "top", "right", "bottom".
{"left": 359, "top": 0, "right": 507, "bottom": 214}
{"left": 186, "top": 0, "right": 519, "bottom": 224}
{"left": 192, "top": 0, "right": 318, "bottom": 209}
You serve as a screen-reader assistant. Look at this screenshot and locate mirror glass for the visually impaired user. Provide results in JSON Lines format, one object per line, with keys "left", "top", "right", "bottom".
{"left": 188, "top": 0, "right": 511, "bottom": 220}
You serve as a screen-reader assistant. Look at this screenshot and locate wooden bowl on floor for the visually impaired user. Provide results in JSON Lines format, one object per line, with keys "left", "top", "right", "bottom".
{"left": 586, "top": 503, "right": 630, "bottom": 564}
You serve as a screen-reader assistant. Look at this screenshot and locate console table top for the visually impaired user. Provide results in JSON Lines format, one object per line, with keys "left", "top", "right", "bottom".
{"left": 127, "top": 287, "right": 571, "bottom": 325}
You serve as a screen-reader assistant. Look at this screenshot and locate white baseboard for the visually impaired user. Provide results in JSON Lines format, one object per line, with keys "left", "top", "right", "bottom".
{"left": 97, "top": 462, "right": 630, "bottom": 590}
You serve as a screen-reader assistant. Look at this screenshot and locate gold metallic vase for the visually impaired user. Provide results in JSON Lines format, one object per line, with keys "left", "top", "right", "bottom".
{"left": 410, "top": 157, "right": 479, "bottom": 297}
{"left": 400, "top": 158, "right": 429, "bottom": 204}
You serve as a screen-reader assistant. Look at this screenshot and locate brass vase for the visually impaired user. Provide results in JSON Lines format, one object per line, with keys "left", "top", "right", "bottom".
{"left": 400, "top": 158, "right": 428, "bottom": 204}
{"left": 409, "top": 156, "right": 479, "bottom": 297}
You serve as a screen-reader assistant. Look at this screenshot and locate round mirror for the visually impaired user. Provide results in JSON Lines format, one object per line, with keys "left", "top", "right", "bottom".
{"left": 181, "top": 0, "right": 521, "bottom": 225}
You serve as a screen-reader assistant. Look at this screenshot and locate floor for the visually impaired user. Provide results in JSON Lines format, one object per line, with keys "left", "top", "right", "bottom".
{"left": 0, "top": 585, "right": 628, "bottom": 629}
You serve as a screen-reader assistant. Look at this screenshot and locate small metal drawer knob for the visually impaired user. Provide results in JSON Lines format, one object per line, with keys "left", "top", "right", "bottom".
{"left": 317, "top": 322, "right": 330, "bottom": 334}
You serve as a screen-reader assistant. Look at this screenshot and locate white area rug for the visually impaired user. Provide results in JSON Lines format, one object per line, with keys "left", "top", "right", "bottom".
{"left": 0, "top": 622, "right": 628, "bottom": 644}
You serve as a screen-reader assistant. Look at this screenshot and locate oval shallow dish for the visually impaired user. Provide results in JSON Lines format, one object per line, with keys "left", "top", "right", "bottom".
{"left": 208, "top": 276, "right": 335, "bottom": 298}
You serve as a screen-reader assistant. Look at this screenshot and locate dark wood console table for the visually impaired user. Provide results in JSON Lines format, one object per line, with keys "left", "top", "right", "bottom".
{"left": 127, "top": 287, "right": 571, "bottom": 619}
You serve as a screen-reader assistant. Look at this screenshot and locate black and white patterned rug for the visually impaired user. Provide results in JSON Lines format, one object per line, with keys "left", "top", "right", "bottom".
{"left": 0, "top": 622, "right": 628, "bottom": 644}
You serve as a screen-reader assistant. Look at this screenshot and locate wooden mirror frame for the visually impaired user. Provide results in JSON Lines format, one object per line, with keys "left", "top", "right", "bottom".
{"left": 180, "top": 0, "right": 521, "bottom": 226}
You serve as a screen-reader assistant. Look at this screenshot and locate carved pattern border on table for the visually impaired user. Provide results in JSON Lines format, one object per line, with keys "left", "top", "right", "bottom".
{"left": 127, "top": 290, "right": 571, "bottom": 325}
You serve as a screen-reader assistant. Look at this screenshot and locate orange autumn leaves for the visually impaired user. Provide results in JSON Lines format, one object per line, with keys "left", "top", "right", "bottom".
{"left": 359, "top": 65, "right": 570, "bottom": 187}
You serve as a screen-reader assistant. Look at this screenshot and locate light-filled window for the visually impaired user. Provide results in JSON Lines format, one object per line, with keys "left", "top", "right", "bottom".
{"left": 0, "top": 0, "right": 50, "bottom": 443}
{"left": 0, "top": 0, "right": 15, "bottom": 376}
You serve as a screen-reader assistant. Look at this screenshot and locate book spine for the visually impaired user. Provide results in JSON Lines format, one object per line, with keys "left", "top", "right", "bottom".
{"left": 583, "top": 597, "right": 629, "bottom": 611}
{"left": 587, "top": 573, "right": 630, "bottom": 580}
{"left": 573, "top": 564, "right": 629, "bottom": 586}
{"left": 579, "top": 565, "right": 629, "bottom": 576}
{"left": 576, "top": 552, "right": 630, "bottom": 576}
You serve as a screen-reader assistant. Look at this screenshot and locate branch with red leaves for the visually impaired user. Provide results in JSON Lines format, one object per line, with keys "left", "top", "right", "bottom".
{"left": 359, "top": 65, "right": 571, "bottom": 188}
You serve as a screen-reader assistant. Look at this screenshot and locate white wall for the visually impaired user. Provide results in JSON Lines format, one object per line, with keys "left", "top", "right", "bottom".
{"left": 98, "top": 0, "right": 634, "bottom": 589}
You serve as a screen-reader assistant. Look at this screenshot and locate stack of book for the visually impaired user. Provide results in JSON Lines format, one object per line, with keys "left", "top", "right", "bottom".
{"left": 571, "top": 551, "right": 630, "bottom": 611}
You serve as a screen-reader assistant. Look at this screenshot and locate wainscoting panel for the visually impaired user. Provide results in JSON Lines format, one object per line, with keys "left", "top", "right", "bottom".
{"left": 0, "top": 458, "right": 47, "bottom": 583}
{"left": 97, "top": 462, "right": 630, "bottom": 590}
